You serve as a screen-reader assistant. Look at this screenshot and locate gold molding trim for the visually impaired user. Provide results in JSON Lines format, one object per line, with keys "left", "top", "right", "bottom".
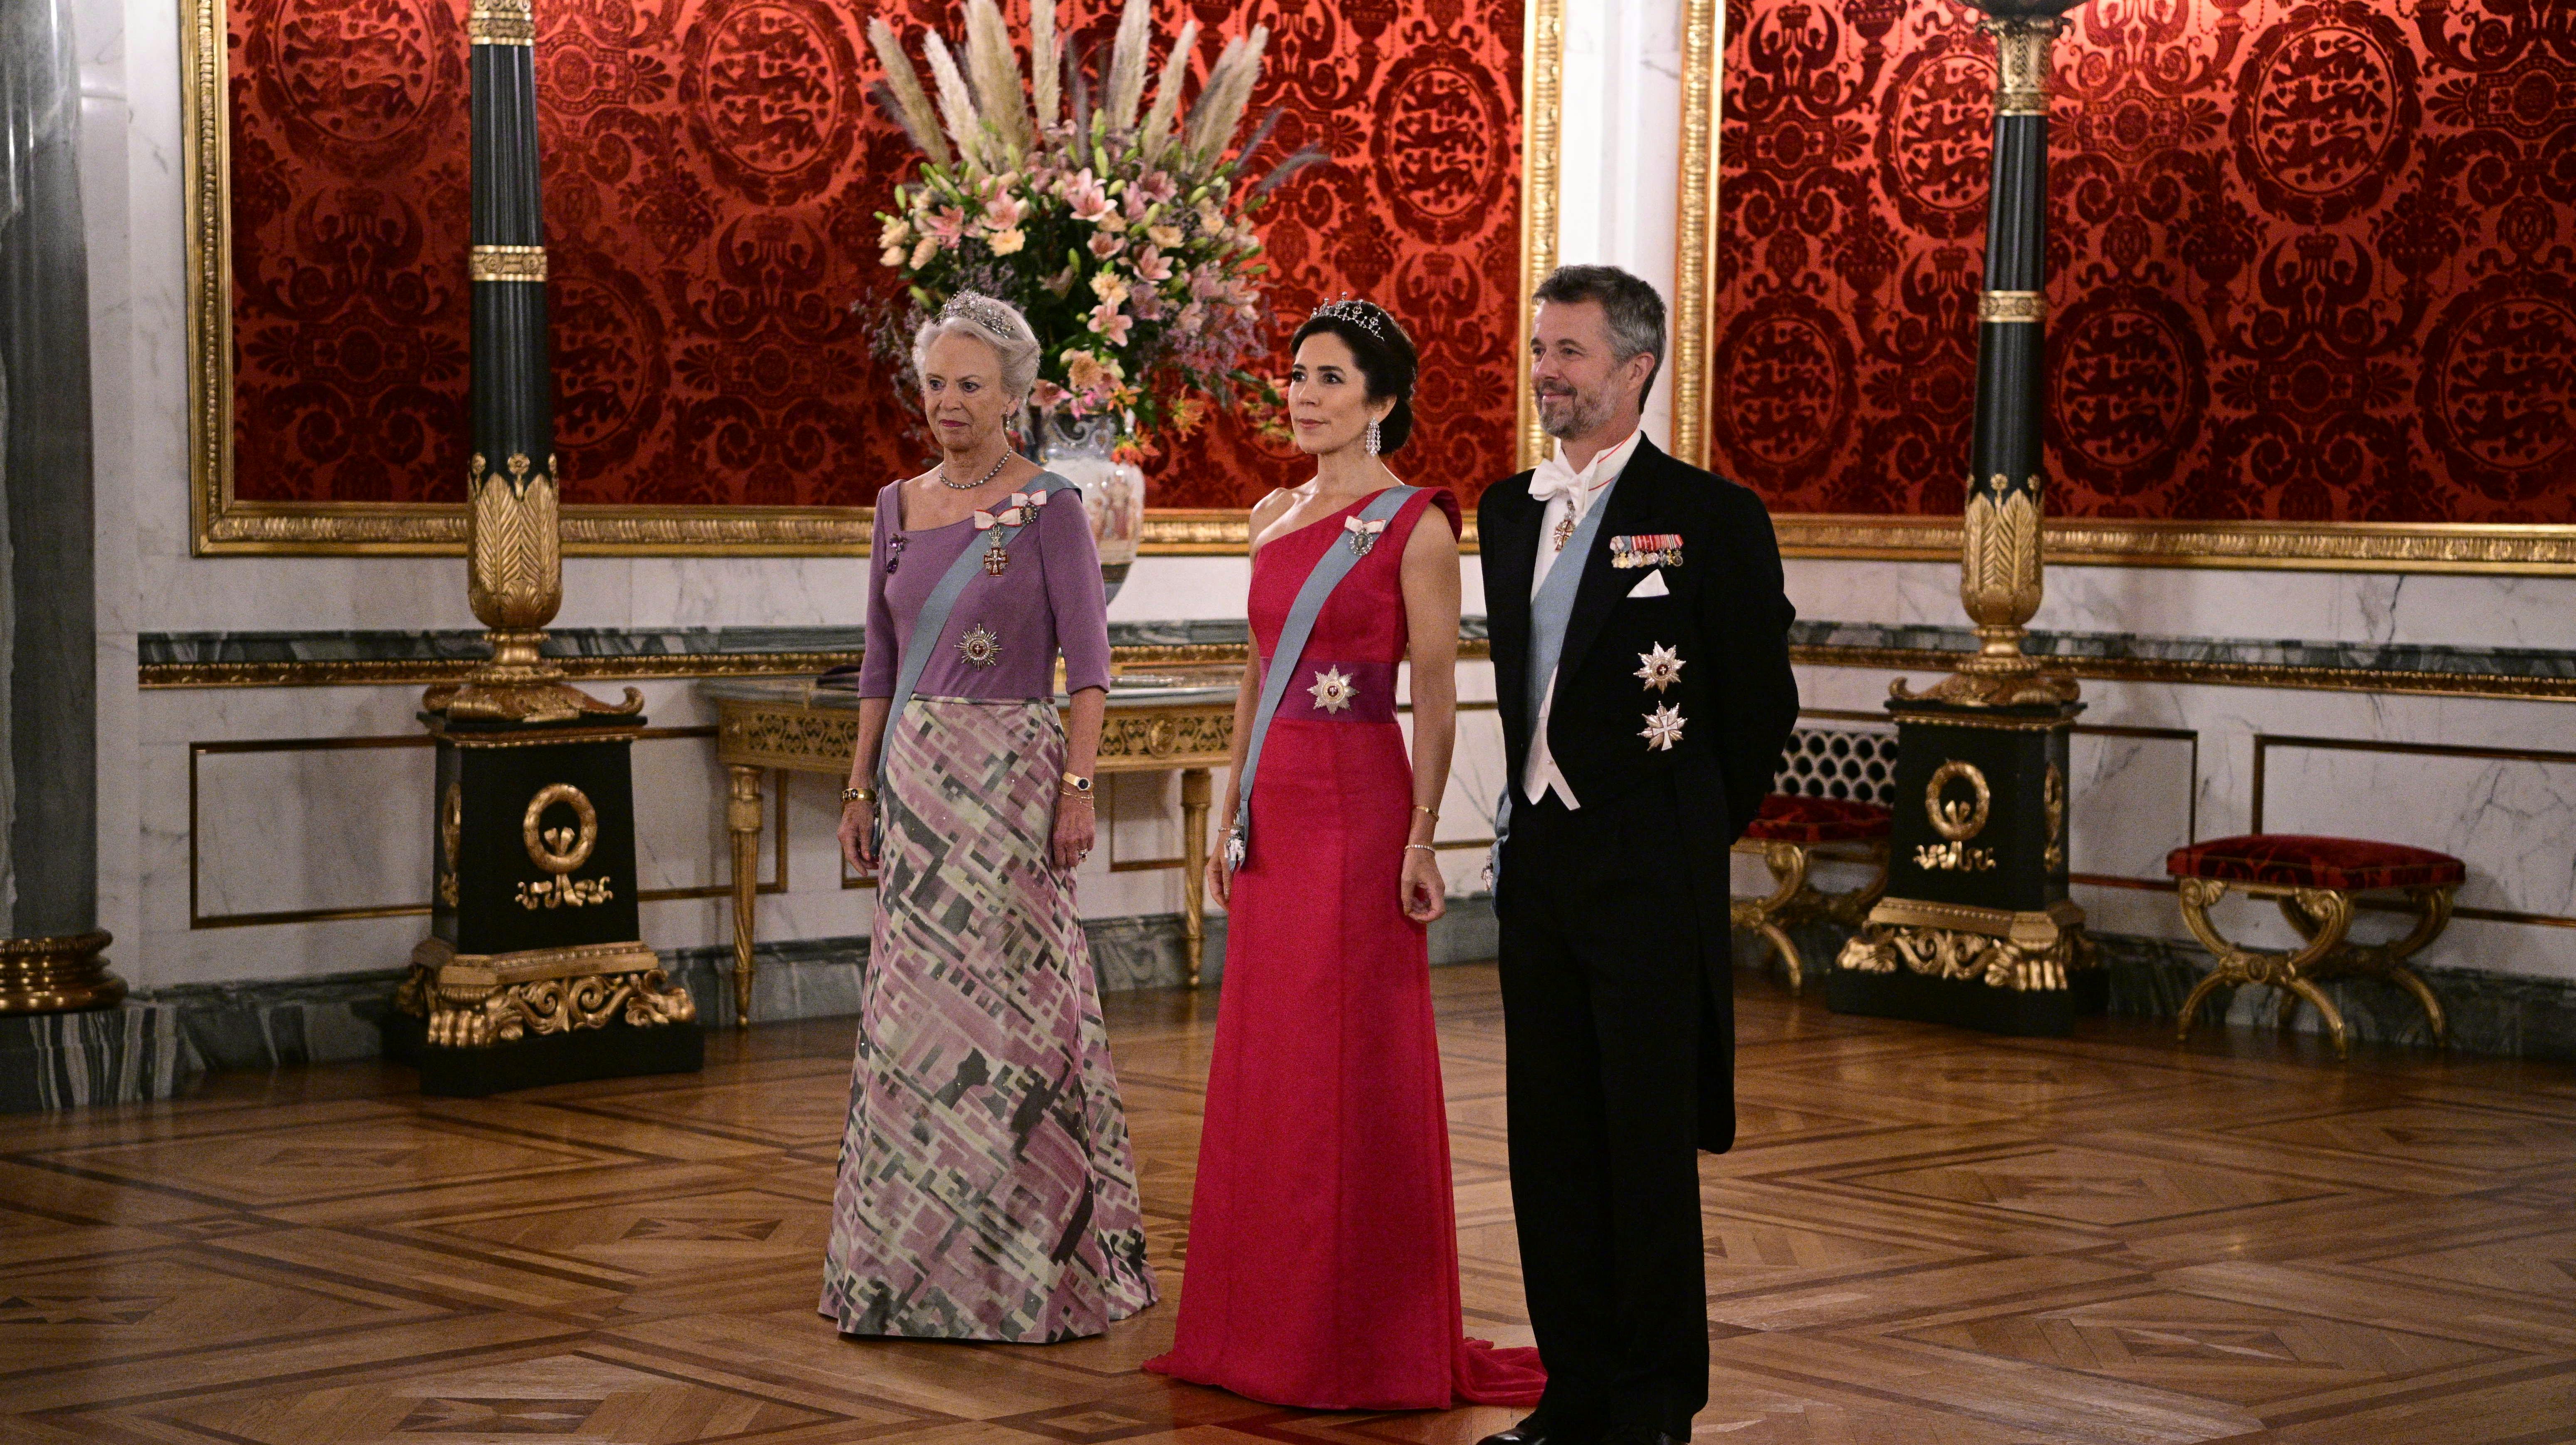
{"left": 1516, "top": 0, "right": 1563, "bottom": 473}
{"left": 1665, "top": 16, "right": 2576, "bottom": 575}
{"left": 145, "top": 636, "right": 1494, "bottom": 689}
{"left": 1669, "top": 0, "right": 1725, "bottom": 469}
{"left": 1800, "top": 643, "right": 2576, "bottom": 704}
{"left": 469, "top": 244, "right": 547, "bottom": 281}
{"left": 1978, "top": 290, "right": 2046, "bottom": 324}
{"left": 185, "top": 0, "right": 1560, "bottom": 553}
{"left": 1772, "top": 514, "right": 2576, "bottom": 574}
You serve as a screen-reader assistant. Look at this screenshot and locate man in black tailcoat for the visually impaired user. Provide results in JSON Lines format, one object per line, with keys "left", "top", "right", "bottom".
{"left": 1477, "top": 266, "right": 1800, "bottom": 1445}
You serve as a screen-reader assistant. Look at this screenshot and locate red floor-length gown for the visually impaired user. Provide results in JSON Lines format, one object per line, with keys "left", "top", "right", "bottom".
{"left": 1146, "top": 486, "right": 1545, "bottom": 1410}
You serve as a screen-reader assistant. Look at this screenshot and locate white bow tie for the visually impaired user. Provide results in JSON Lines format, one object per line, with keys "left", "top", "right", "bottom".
{"left": 1527, "top": 452, "right": 1595, "bottom": 506}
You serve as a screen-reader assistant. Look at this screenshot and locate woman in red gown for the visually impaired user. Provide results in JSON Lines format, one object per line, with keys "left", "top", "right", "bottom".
{"left": 1144, "top": 301, "right": 1545, "bottom": 1411}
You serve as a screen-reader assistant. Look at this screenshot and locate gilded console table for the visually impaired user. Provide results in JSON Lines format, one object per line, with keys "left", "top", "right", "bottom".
{"left": 703, "top": 678, "right": 1237, "bottom": 1021}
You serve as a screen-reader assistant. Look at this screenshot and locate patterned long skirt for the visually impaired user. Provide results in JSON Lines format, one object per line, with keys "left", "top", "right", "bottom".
{"left": 820, "top": 696, "right": 1159, "bottom": 1342}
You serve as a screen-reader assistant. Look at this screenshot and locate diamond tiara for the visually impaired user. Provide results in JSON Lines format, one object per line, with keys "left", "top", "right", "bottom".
{"left": 941, "top": 290, "right": 1023, "bottom": 337}
{"left": 1308, "top": 297, "right": 1388, "bottom": 342}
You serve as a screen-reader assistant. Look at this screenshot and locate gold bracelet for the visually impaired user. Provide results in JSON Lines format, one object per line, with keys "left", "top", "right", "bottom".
{"left": 1412, "top": 805, "right": 1438, "bottom": 819}
{"left": 1403, "top": 843, "right": 1438, "bottom": 855}
{"left": 842, "top": 785, "right": 876, "bottom": 804}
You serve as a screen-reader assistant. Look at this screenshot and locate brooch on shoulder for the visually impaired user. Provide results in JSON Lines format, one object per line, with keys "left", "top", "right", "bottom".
{"left": 1344, "top": 515, "right": 1389, "bottom": 557}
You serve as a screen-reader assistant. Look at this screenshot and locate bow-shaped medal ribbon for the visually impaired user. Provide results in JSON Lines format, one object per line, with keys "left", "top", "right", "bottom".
{"left": 972, "top": 490, "right": 1050, "bottom": 575}
{"left": 1344, "top": 514, "right": 1390, "bottom": 557}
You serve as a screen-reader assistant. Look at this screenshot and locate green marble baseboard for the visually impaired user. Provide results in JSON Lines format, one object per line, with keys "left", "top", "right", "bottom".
{"left": 1755, "top": 919, "right": 2576, "bottom": 1063}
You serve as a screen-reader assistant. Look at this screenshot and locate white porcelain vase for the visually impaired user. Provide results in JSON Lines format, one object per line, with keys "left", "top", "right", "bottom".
{"left": 1030, "top": 410, "right": 1144, "bottom": 603}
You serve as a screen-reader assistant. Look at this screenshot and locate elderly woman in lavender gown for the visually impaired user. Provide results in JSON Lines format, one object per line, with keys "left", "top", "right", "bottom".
{"left": 822, "top": 291, "right": 1157, "bottom": 1342}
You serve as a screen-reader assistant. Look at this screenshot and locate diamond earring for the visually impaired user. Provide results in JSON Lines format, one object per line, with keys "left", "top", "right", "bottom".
{"left": 1365, "top": 417, "right": 1382, "bottom": 456}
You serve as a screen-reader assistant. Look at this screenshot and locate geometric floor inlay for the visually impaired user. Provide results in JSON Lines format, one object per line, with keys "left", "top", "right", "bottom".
{"left": 6, "top": 967, "right": 2570, "bottom": 1445}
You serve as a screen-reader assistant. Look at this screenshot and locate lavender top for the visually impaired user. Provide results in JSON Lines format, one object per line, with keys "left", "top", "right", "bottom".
{"left": 858, "top": 473, "right": 1112, "bottom": 701}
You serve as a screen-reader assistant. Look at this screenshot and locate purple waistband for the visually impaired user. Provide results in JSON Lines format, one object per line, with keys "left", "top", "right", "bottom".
{"left": 1271, "top": 658, "right": 1399, "bottom": 723}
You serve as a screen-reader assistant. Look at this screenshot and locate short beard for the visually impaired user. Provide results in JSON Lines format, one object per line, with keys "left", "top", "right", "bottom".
{"left": 1537, "top": 385, "right": 1612, "bottom": 441}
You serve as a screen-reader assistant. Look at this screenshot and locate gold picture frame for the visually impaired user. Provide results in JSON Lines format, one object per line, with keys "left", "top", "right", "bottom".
{"left": 184, "top": 0, "right": 1560, "bottom": 557}
{"left": 1665, "top": 0, "right": 2576, "bottom": 575}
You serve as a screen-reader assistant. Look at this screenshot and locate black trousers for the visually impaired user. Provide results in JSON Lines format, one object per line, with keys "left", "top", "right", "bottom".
{"left": 1496, "top": 785, "right": 1713, "bottom": 1439}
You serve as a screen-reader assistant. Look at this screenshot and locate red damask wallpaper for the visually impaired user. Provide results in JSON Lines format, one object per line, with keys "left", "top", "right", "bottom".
{"left": 225, "top": 0, "right": 1524, "bottom": 513}
{"left": 1709, "top": 0, "right": 2576, "bottom": 524}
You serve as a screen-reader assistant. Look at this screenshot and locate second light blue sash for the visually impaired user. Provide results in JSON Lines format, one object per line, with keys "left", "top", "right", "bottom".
{"left": 1224, "top": 485, "right": 1420, "bottom": 871}
{"left": 873, "top": 472, "right": 1075, "bottom": 847}
{"left": 1486, "top": 484, "right": 1617, "bottom": 890}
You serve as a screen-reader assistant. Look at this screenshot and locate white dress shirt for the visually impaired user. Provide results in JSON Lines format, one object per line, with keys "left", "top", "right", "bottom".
{"left": 1523, "top": 427, "right": 1645, "bottom": 809}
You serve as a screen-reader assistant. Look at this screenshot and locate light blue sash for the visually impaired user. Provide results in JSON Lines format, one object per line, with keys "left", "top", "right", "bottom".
{"left": 1487, "top": 485, "right": 1617, "bottom": 889}
{"left": 1225, "top": 485, "right": 1420, "bottom": 870}
{"left": 873, "top": 472, "right": 1076, "bottom": 844}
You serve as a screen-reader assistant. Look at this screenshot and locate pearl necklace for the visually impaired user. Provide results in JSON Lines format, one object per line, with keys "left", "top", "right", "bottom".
{"left": 939, "top": 448, "right": 1016, "bottom": 491}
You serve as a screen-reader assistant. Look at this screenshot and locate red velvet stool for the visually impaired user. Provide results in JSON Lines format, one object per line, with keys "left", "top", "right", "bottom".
{"left": 2166, "top": 834, "right": 2464, "bottom": 1057}
{"left": 1733, "top": 794, "right": 1891, "bottom": 991}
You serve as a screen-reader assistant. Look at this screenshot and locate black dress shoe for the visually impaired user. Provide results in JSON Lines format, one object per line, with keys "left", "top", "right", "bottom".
{"left": 1478, "top": 1418, "right": 1598, "bottom": 1445}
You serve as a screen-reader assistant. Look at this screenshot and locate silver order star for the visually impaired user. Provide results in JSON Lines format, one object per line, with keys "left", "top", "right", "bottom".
{"left": 1640, "top": 703, "right": 1687, "bottom": 751}
{"left": 1635, "top": 642, "right": 1685, "bottom": 692}
{"left": 1308, "top": 665, "right": 1356, "bottom": 714}
{"left": 956, "top": 624, "right": 1003, "bottom": 668}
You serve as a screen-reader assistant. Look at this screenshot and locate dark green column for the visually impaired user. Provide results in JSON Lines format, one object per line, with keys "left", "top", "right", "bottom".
{"left": 1833, "top": 1, "right": 2098, "bottom": 1037}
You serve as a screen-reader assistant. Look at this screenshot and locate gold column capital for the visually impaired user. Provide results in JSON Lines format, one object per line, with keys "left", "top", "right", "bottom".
{"left": 468, "top": 0, "right": 536, "bottom": 47}
{"left": 1983, "top": 15, "right": 2061, "bottom": 116}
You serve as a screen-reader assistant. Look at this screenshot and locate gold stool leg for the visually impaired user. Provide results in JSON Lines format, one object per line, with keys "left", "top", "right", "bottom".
{"left": 1180, "top": 768, "right": 1210, "bottom": 989}
{"left": 2175, "top": 879, "right": 2356, "bottom": 1057}
{"left": 2279, "top": 976, "right": 2351, "bottom": 1059}
{"left": 2380, "top": 885, "right": 2454, "bottom": 1046}
{"left": 725, "top": 765, "right": 763, "bottom": 1029}
{"left": 1732, "top": 840, "right": 1811, "bottom": 991}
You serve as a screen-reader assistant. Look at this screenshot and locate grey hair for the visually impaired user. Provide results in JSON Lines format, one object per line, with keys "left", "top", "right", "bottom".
{"left": 1532, "top": 264, "right": 1668, "bottom": 405}
{"left": 912, "top": 290, "right": 1042, "bottom": 402}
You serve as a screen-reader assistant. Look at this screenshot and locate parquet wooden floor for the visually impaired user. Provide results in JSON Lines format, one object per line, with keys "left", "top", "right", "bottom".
{"left": 5, "top": 967, "right": 2573, "bottom": 1444}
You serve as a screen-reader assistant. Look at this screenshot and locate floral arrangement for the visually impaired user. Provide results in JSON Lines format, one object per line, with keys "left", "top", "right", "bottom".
{"left": 867, "top": 0, "right": 1325, "bottom": 453}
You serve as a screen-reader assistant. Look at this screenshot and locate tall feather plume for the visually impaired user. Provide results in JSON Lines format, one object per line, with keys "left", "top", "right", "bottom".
{"left": 1179, "top": 34, "right": 1242, "bottom": 167}
{"left": 962, "top": 0, "right": 1030, "bottom": 164}
{"left": 1103, "top": 0, "right": 1152, "bottom": 134}
{"left": 1248, "top": 144, "right": 1328, "bottom": 201}
{"left": 921, "top": 32, "right": 989, "bottom": 174}
{"left": 1233, "top": 105, "right": 1284, "bottom": 173}
{"left": 1137, "top": 19, "right": 1199, "bottom": 165}
{"left": 1068, "top": 36, "right": 1093, "bottom": 159}
{"left": 1030, "top": 1, "right": 1060, "bottom": 131}
{"left": 1193, "top": 25, "right": 1270, "bottom": 167}
{"left": 867, "top": 19, "right": 952, "bottom": 167}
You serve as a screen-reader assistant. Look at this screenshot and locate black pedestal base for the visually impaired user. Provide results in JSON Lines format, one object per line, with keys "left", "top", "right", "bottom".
{"left": 1825, "top": 964, "right": 2106, "bottom": 1037}
{"left": 383, "top": 1013, "right": 703, "bottom": 1097}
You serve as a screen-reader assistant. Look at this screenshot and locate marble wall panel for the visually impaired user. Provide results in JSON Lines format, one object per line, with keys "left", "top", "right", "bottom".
{"left": 1786, "top": 560, "right": 2576, "bottom": 654}
{"left": 2256, "top": 743, "right": 2576, "bottom": 923}
{"left": 2066, "top": 729, "right": 2197, "bottom": 883}
{"left": 191, "top": 744, "right": 434, "bottom": 921}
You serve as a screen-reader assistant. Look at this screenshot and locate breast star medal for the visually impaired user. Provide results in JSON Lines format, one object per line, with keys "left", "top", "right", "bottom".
{"left": 957, "top": 624, "right": 1003, "bottom": 668}
{"left": 1308, "top": 666, "right": 1356, "bottom": 714}
{"left": 1641, "top": 703, "right": 1687, "bottom": 751}
{"left": 1635, "top": 642, "right": 1685, "bottom": 692}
